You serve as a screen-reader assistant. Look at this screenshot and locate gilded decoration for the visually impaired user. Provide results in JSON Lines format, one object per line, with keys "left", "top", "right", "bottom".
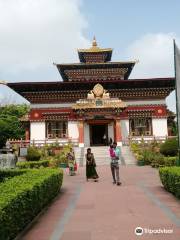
{"left": 77, "top": 37, "right": 113, "bottom": 53}
{"left": 72, "top": 84, "right": 126, "bottom": 111}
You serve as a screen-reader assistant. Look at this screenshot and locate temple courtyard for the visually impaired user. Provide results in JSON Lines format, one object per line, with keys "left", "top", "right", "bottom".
{"left": 17, "top": 165, "right": 180, "bottom": 240}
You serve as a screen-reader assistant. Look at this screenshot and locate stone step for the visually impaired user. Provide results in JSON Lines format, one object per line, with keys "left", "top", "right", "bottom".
{"left": 74, "top": 146, "right": 136, "bottom": 166}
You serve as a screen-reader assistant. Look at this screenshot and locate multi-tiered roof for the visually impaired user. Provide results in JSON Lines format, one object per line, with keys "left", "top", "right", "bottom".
{"left": 8, "top": 38, "right": 175, "bottom": 104}
{"left": 56, "top": 37, "right": 136, "bottom": 81}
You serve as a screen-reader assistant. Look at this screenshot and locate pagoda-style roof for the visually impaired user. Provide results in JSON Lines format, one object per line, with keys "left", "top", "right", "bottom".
{"left": 8, "top": 78, "right": 174, "bottom": 92}
{"left": 77, "top": 37, "right": 113, "bottom": 63}
{"left": 55, "top": 38, "right": 136, "bottom": 81}
{"left": 7, "top": 77, "right": 175, "bottom": 103}
{"left": 55, "top": 62, "right": 136, "bottom": 81}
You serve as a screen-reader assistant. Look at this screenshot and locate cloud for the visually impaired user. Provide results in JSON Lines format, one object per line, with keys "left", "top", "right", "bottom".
{"left": 126, "top": 33, "right": 180, "bottom": 112}
{"left": 126, "top": 33, "right": 180, "bottom": 78}
{"left": 0, "top": 0, "right": 90, "bottom": 79}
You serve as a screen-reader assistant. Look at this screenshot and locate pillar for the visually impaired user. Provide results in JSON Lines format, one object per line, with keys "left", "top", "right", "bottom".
{"left": 78, "top": 120, "right": 84, "bottom": 147}
{"left": 25, "top": 127, "right": 30, "bottom": 141}
{"left": 114, "top": 119, "right": 122, "bottom": 146}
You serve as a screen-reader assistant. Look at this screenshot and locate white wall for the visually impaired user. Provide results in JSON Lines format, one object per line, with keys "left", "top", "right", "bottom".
{"left": 30, "top": 122, "right": 45, "bottom": 140}
{"left": 84, "top": 123, "right": 90, "bottom": 146}
{"left": 121, "top": 120, "right": 129, "bottom": 139}
{"left": 108, "top": 123, "right": 114, "bottom": 141}
{"left": 68, "top": 121, "right": 79, "bottom": 139}
{"left": 152, "top": 118, "right": 168, "bottom": 137}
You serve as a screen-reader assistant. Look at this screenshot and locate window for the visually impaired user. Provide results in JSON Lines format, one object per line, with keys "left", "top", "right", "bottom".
{"left": 46, "top": 121, "right": 68, "bottom": 139}
{"left": 129, "top": 118, "right": 152, "bottom": 136}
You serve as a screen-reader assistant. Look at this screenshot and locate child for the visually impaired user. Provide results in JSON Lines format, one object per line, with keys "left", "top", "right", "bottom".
{"left": 109, "top": 144, "right": 116, "bottom": 158}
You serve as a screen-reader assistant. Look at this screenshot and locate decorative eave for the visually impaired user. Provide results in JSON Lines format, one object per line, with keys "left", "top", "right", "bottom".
{"left": 127, "top": 109, "right": 154, "bottom": 117}
{"left": 7, "top": 78, "right": 174, "bottom": 92}
{"left": 7, "top": 78, "right": 175, "bottom": 103}
{"left": 77, "top": 49, "right": 113, "bottom": 63}
{"left": 55, "top": 62, "right": 136, "bottom": 81}
{"left": 72, "top": 99, "right": 126, "bottom": 110}
{"left": 120, "top": 105, "right": 168, "bottom": 119}
{"left": 72, "top": 84, "right": 126, "bottom": 118}
{"left": 77, "top": 37, "right": 113, "bottom": 63}
{"left": 42, "top": 112, "right": 70, "bottom": 120}
{"left": 77, "top": 47, "right": 113, "bottom": 53}
{"left": 28, "top": 108, "right": 73, "bottom": 121}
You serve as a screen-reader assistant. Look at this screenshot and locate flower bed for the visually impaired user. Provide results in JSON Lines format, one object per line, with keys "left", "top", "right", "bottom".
{"left": 0, "top": 168, "right": 63, "bottom": 240}
{"left": 159, "top": 166, "right": 180, "bottom": 199}
{"left": 130, "top": 140, "right": 178, "bottom": 168}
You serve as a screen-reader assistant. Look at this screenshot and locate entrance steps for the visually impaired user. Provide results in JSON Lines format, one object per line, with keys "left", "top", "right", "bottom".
{"left": 74, "top": 146, "right": 136, "bottom": 166}
{"left": 74, "top": 147, "right": 84, "bottom": 167}
{"left": 84, "top": 146, "right": 111, "bottom": 166}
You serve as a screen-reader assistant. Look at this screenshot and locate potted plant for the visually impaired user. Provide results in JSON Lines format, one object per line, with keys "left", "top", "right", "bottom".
{"left": 137, "top": 154, "right": 145, "bottom": 166}
{"left": 55, "top": 151, "right": 68, "bottom": 168}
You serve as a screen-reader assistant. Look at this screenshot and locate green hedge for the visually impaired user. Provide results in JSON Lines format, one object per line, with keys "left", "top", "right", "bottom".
{"left": 0, "top": 168, "right": 63, "bottom": 240}
{"left": 26, "top": 146, "right": 41, "bottom": 161}
{"left": 16, "top": 160, "right": 50, "bottom": 169}
{"left": 0, "top": 169, "right": 26, "bottom": 182}
{"left": 160, "top": 138, "right": 178, "bottom": 156}
{"left": 159, "top": 167, "right": 180, "bottom": 199}
{"left": 151, "top": 156, "right": 177, "bottom": 168}
{"left": 163, "top": 157, "right": 177, "bottom": 166}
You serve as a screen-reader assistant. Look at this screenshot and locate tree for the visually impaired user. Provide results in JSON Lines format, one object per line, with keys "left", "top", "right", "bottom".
{"left": 0, "top": 104, "right": 29, "bottom": 148}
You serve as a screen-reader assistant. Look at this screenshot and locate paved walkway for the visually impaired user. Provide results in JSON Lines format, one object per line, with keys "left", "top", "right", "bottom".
{"left": 19, "top": 166, "right": 180, "bottom": 240}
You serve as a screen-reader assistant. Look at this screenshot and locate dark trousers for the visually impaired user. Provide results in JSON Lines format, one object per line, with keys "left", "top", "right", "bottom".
{"left": 110, "top": 163, "right": 120, "bottom": 183}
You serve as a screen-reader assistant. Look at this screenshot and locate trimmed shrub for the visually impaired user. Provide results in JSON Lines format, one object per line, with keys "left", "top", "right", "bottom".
{"left": 26, "top": 146, "right": 41, "bottom": 161}
{"left": 0, "top": 169, "right": 26, "bottom": 182}
{"left": 159, "top": 167, "right": 180, "bottom": 199}
{"left": 160, "top": 138, "right": 178, "bottom": 156}
{"left": 150, "top": 154, "right": 164, "bottom": 168}
{"left": 163, "top": 157, "right": 177, "bottom": 167}
{"left": 16, "top": 160, "right": 50, "bottom": 169}
{"left": 0, "top": 168, "right": 63, "bottom": 240}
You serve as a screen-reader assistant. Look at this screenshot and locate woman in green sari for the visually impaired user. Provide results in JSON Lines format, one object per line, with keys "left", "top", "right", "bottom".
{"left": 86, "top": 148, "right": 99, "bottom": 181}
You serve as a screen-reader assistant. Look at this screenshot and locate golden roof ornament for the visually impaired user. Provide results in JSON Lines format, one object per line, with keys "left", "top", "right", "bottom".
{"left": 92, "top": 36, "right": 97, "bottom": 47}
{"left": 77, "top": 36, "right": 112, "bottom": 53}
{"left": 72, "top": 83, "right": 126, "bottom": 112}
{"left": 87, "top": 84, "right": 110, "bottom": 99}
{"left": 93, "top": 83, "right": 104, "bottom": 97}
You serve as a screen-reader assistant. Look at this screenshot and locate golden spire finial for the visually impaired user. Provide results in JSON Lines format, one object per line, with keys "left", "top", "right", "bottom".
{"left": 92, "top": 36, "right": 97, "bottom": 47}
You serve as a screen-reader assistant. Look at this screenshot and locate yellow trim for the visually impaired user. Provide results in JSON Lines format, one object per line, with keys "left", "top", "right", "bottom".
{"left": 0, "top": 80, "right": 7, "bottom": 85}
{"left": 57, "top": 61, "right": 136, "bottom": 66}
{"left": 77, "top": 47, "right": 113, "bottom": 53}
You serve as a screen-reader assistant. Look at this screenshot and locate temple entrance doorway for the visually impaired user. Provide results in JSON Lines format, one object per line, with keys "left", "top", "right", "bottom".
{"left": 90, "top": 124, "right": 108, "bottom": 146}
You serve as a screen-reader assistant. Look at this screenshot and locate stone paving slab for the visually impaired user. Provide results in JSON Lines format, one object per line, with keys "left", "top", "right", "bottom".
{"left": 20, "top": 166, "right": 180, "bottom": 240}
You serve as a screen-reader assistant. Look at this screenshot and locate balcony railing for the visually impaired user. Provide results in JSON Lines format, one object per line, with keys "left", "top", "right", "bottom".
{"left": 8, "top": 138, "right": 79, "bottom": 148}
{"left": 122, "top": 135, "right": 177, "bottom": 146}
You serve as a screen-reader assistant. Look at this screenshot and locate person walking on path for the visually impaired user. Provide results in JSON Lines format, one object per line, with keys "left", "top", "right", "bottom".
{"left": 109, "top": 142, "right": 121, "bottom": 186}
{"left": 67, "top": 147, "right": 76, "bottom": 176}
{"left": 86, "top": 148, "right": 99, "bottom": 182}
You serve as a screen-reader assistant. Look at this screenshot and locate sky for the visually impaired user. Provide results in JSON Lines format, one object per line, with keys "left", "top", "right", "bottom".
{"left": 0, "top": 0, "right": 180, "bottom": 111}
